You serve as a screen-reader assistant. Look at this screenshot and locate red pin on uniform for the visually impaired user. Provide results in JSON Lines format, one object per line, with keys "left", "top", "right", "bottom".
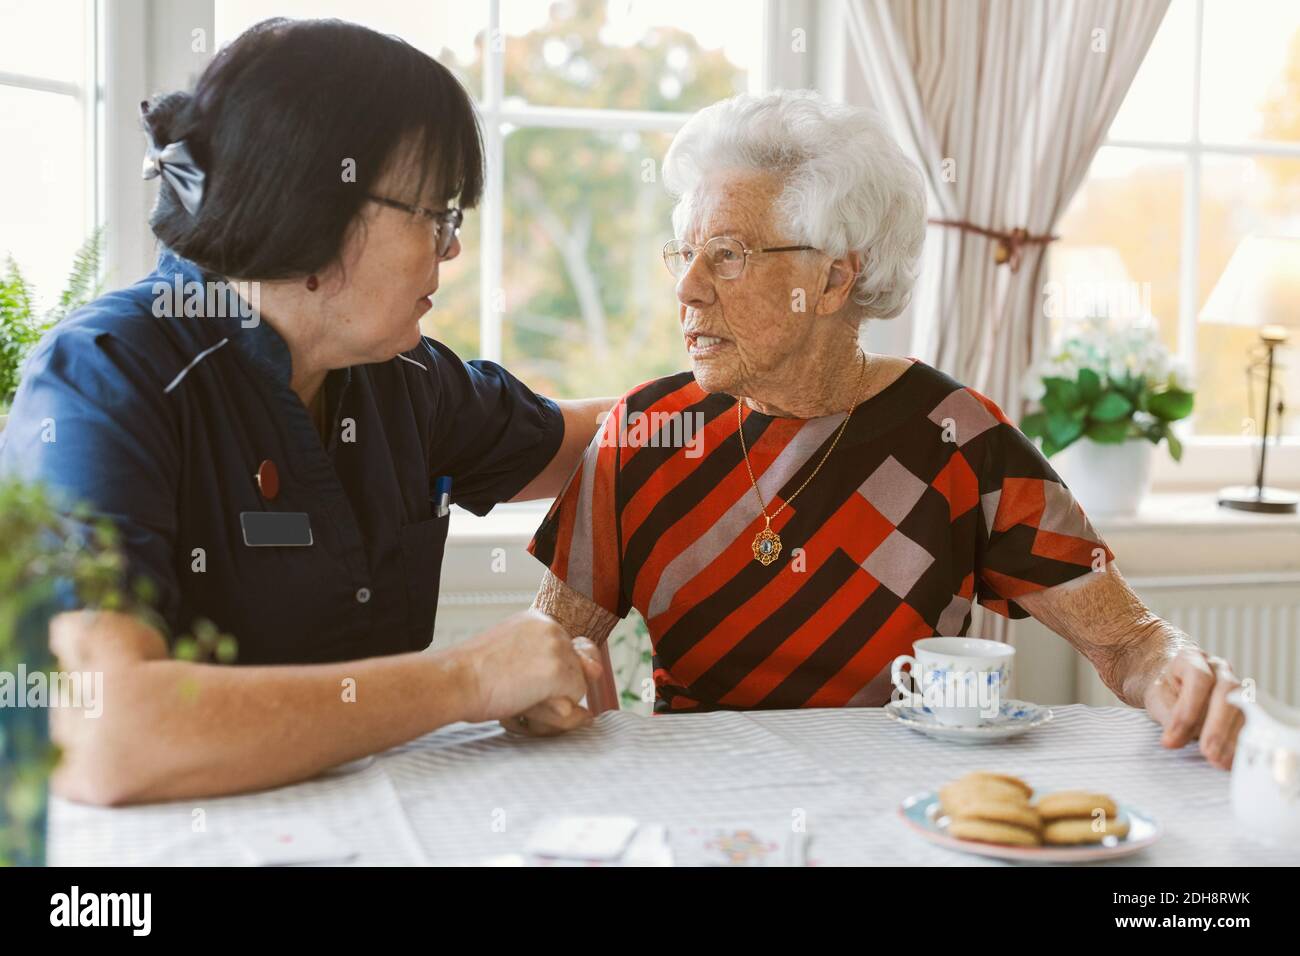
{"left": 256, "top": 459, "right": 279, "bottom": 501}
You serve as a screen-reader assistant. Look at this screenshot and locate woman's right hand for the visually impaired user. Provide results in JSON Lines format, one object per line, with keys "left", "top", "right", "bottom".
{"left": 455, "top": 608, "right": 603, "bottom": 734}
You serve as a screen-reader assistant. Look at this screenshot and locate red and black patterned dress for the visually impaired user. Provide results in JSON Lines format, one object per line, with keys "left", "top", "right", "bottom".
{"left": 529, "top": 358, "right": 1112, "bottom": 713}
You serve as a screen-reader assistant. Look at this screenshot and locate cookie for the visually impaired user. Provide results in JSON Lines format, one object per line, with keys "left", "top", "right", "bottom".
{"left": 957, "top": 772, "right": 1033, "bottom": 799}
{"left": 939, "top": 779, "right": 1029, "bottom": 816}
{"left": 1043, "top": 815, "right": 1130, "bottom": 845}
{"left": 950, "top": 800, "right": 1042, "bottom": 832}
{"left": 948, "top": 818, "right": 1042, "bottom": 847}
{"left": 1037, "top": 791, "right": 1118, "bottom": 822}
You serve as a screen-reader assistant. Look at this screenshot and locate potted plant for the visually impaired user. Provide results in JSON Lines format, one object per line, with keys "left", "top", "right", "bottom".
{"left": 1020, "top": 318, "right": 1195, "bottom": 516}
{"left": 0, "top": 230, "right": 103, "bottom": 427}
{"left": 0, "top": 477, "right": 236, "bottom": 865}
{"left": 0, "top": 480, "right": 124, "bottom": 866}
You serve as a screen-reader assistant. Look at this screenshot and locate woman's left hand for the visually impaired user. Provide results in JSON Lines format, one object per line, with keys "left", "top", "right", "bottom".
{"left": 1142, "top": 648, "right": 1243, "bottom": 771}
{"left": 1017, "top": 562, "right": 1245, "bottom": 771}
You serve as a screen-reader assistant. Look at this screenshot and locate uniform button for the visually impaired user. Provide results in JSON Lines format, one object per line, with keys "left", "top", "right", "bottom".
{"left": 355, "top": 587, "right": 371, "bottom": 604}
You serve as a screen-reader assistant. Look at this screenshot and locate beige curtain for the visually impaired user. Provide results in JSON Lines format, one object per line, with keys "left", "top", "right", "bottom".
{"left": 843, "top": 0, "right": 1169, "bottom": 643}
{"left": 844, "top": 0, "right": 1170, "bottom": 416}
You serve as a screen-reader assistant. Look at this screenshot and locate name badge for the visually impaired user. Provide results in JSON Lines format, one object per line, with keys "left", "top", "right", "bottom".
{"left": 240, "top": 512, "right": 314, "bottom": 547}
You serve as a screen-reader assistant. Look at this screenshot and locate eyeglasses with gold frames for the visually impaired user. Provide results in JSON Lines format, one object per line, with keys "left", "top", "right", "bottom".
{"left": 662, "top": 236, "right": 816, "bottom": 280}
{"left": 367, "top": 195, "right": 463, "bottom": 259}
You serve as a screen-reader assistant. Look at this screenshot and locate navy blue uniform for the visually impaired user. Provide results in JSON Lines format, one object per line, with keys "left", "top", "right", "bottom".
{"left": 0, "top": 250, "right": 564, "bottom": 664}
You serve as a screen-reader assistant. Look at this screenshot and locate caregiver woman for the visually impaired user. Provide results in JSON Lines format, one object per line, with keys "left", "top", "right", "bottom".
{"left": 0, "top": 19, "right": 609, "bottom": 805}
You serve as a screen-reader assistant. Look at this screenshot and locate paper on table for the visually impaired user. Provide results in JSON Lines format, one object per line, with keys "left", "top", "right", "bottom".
{"left": 49, "top": 757, "right": 428, "bottom": 866}
{"left": 384, "top": 710, "right": 844, "bottom": 865}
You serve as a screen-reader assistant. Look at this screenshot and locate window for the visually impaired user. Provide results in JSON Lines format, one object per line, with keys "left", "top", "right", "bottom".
{"left": 1052, "top": 0, "right": 1300, "bottom": 440}
{"left": 216, "top": 0, "right": 768, "bottom": 398}
{"left": 0, "top": 0, "right": 97, "bottom": 313}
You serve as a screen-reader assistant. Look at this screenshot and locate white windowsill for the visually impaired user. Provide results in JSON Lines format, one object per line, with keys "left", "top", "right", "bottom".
{"left": 1148, "top": 435, "right": 1300, "bottom": 492}
{"left": 1091, "top": 492, "right": 1300, "bottom": 533}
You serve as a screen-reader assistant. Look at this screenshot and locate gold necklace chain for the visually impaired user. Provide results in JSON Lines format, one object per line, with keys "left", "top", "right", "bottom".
{"left": 737, "top": 352, "right": 868, "bottom": 566}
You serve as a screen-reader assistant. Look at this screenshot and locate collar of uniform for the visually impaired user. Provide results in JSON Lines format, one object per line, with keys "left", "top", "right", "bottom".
{"left": 152, "top": 250, "right": 357, "bottom": 435}
{"left": 153, "top": 248, "right": 297, "bottom": 388}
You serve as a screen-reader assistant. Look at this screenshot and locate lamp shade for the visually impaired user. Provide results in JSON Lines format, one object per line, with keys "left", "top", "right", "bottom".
{"left": 1200, "top": 235, "right": 1300, "bottom": 340}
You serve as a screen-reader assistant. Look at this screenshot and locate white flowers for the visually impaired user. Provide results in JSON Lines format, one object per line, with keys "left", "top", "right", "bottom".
{"left": 1022, "top": 375, "right": 1047, "bottom": 402}
{"left": 1025, "top": 316, "right": 1191, "bottom": 394}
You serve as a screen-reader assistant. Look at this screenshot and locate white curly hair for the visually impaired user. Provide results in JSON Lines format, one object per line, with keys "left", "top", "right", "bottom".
{"left": 663, "top": 89, "right": 927, "bottom": 321}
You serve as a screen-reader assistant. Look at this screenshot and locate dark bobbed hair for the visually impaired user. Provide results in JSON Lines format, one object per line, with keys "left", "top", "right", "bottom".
{"left": 143, "top": 18, "right": 484, "bottom": 279}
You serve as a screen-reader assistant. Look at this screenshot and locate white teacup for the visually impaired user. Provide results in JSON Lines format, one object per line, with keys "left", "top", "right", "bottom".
{"left": 890, "top": 637, "right": 1014, "bottom": 727}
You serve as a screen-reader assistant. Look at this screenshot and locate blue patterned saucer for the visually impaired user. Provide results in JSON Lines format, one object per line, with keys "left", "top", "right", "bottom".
{"left": 883, "top": 699, "right": 1053, "bottom": 743}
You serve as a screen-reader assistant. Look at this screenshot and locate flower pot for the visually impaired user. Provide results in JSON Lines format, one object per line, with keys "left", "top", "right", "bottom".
{"left": 1051, "top": 437, "right": 1153, "bottom": 518}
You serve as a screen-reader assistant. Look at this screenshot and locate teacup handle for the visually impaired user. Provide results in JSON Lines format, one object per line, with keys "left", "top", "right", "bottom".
{"left": 891, "top": 655, "right": 918, "bottom": 697}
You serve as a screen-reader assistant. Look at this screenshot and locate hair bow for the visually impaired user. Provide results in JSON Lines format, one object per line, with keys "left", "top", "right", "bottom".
{"left": 139, "top": 101, "right": 205, "bottom": 217}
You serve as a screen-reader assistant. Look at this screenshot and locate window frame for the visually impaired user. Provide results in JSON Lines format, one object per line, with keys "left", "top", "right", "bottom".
{"left": 471, "top": 0, "right": 805, "bottom": 365}
{"left": 113, "top": 0, "right": 807, "bottom": 368}
{"left": 98, "top": 0, "right": 1300, "bottom": 492}
{"left": 0, "top": 0, "right": 101, "bottom": 298}
{"left": 1093, "top": 0, "right": 1300, "bottom": 488}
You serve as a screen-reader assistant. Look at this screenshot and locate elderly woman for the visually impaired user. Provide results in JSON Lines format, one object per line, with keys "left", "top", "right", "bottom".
{"left": 525, "top": 90, "right": 1243, "bottom": 770}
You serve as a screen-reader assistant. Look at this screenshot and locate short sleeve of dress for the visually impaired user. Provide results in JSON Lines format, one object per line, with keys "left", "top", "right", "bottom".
{"left": 424, "top": 339, "right": 565, "bottom": 516}
{"left": 527, "top": 397, "right": 628, "bottom": 619}
{"left": 972, "top": 391, "right": 1115, "bottom": 619}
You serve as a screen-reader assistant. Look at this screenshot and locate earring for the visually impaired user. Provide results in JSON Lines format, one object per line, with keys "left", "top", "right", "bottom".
{"left": 305, "top": 274, "right": 319, "bottom": 292}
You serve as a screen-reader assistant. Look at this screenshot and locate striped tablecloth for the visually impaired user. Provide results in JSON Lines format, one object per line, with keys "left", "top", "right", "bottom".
{"left": 49, "top": 705, "right": 1300, "bottom": 866}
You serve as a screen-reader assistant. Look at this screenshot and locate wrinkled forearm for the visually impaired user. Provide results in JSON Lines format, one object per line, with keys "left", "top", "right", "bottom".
{"left": 1108, "top": 614, "right": 1197, "bottom": 707}
{"left": 1015, "top": 563, "right": 1197, "bottom": 707}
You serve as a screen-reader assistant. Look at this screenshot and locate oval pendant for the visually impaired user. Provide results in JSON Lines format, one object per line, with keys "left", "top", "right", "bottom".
{"left": 752, "top": 528, "right": 782, "bottom": 566}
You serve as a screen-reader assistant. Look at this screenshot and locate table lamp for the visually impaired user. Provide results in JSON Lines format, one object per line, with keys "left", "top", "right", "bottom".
{"left": 1199, "top": 235, "right": 1300, "bottom": 514}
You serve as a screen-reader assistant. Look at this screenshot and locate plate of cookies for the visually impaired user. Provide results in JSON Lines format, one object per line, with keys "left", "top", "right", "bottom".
{"left": 898, "top": 771, "right": 1161, "bottom": 862}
